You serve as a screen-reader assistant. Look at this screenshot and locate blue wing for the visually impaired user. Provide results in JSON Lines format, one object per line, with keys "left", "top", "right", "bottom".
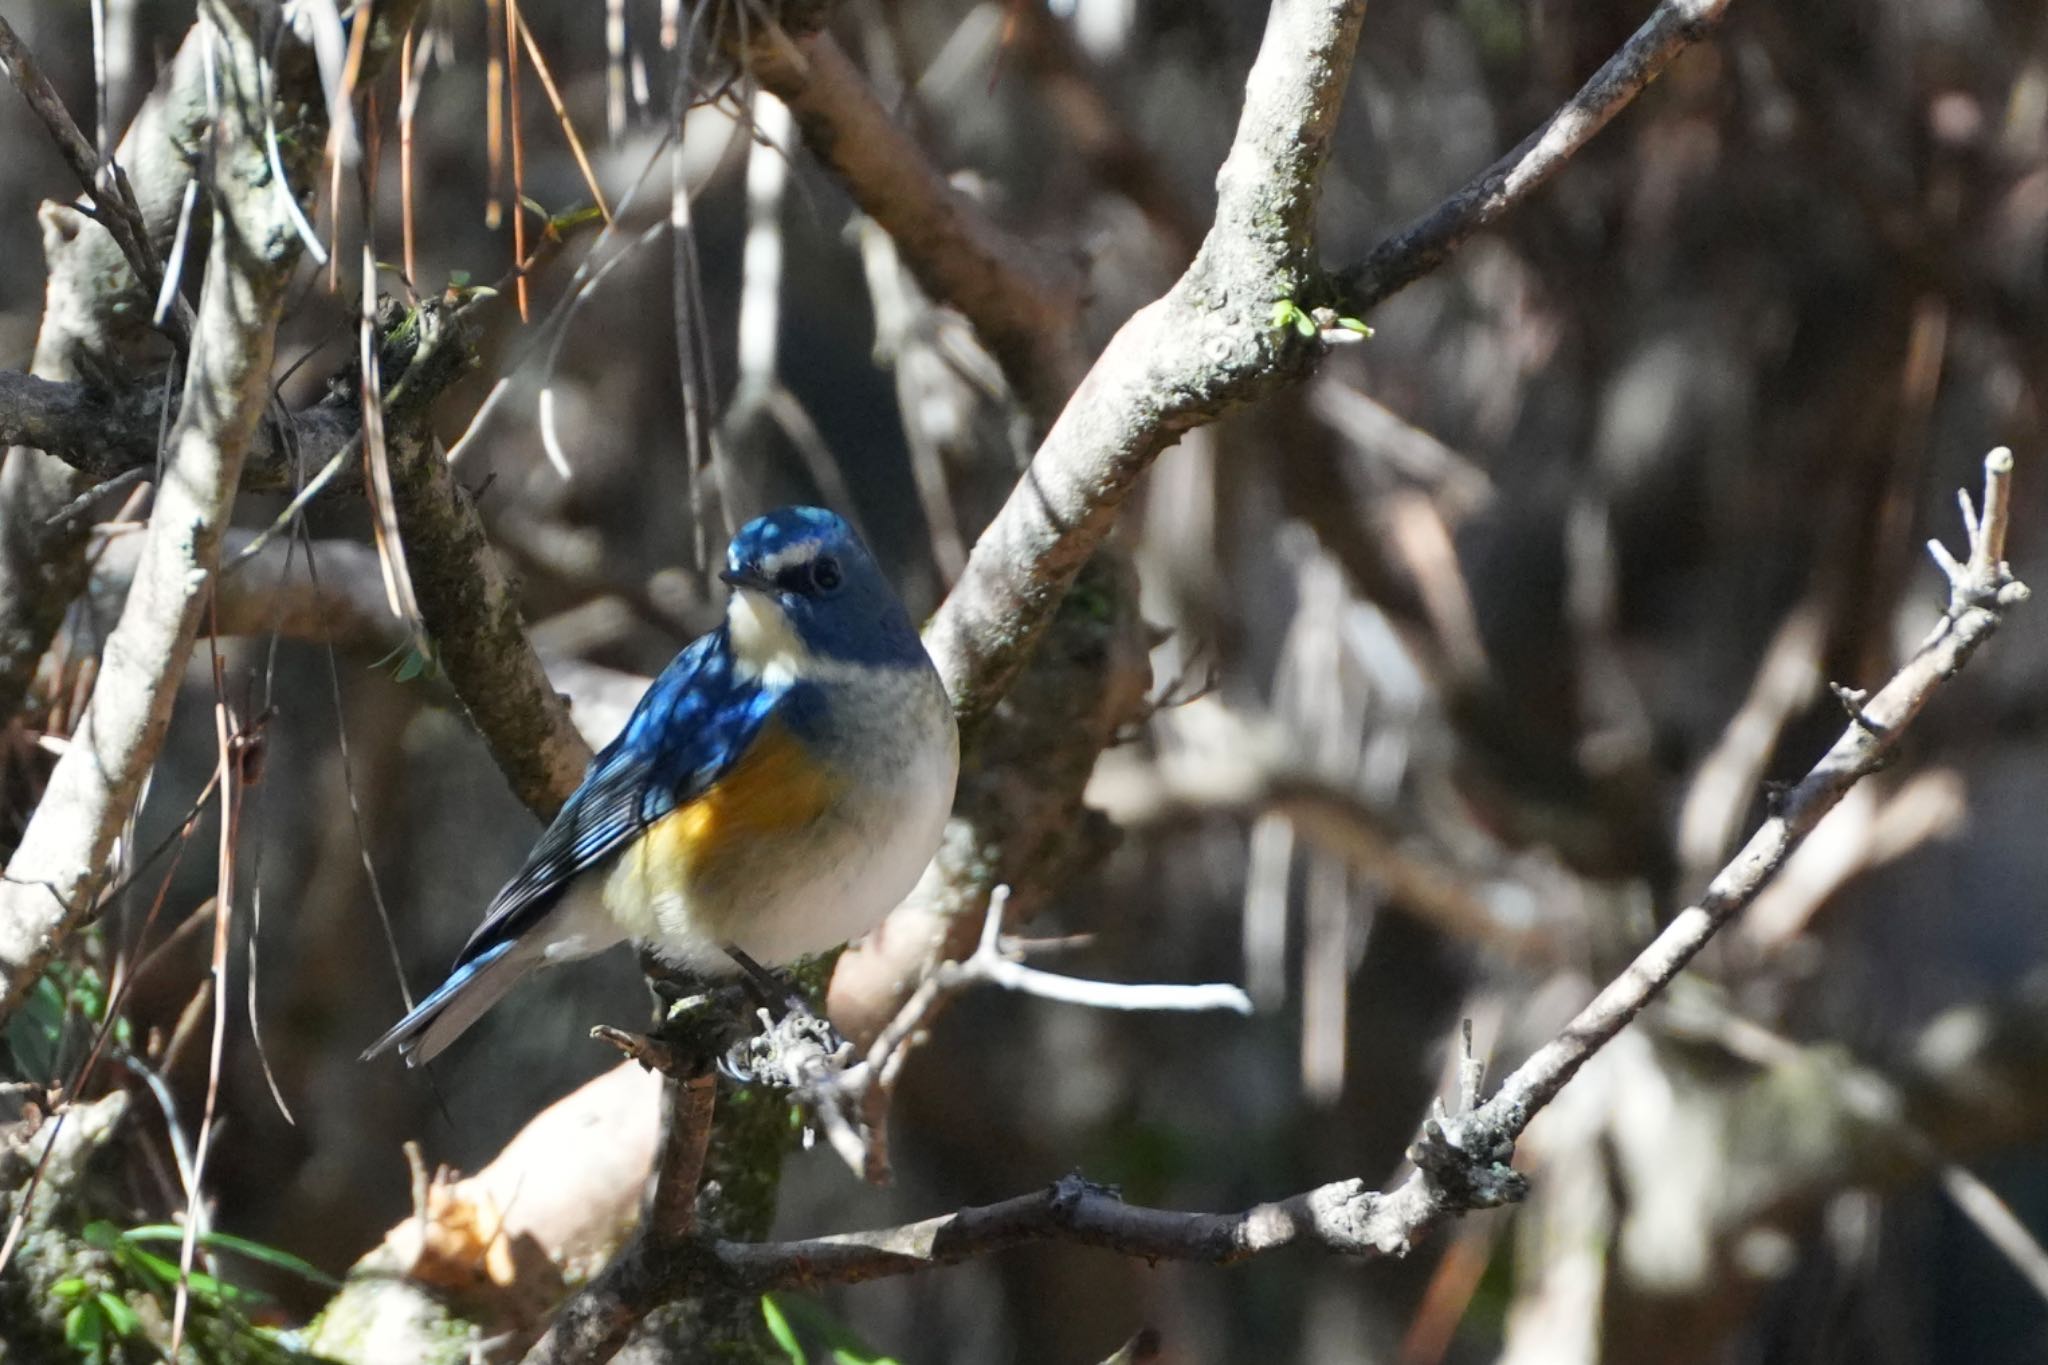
{"left": 447, "top": 625, "right": 783, "bottom": 969}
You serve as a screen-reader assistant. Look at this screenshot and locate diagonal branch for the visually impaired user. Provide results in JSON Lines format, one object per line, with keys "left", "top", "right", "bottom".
{"left": 1337, "top": 0, "right": 1735, "bottom": 312}
{"left": 0, "top": 14, "right": 175, "bottom": 342}
{"left": 381, "top": 305, "right": 593, "bottom": 819}
{"left": 1472, "top": 450, "right": 2024, "bottom": 1132}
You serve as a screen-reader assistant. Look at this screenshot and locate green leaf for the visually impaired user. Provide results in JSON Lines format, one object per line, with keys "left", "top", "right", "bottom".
{"left": 370, "top": 637, "right": 439, "bottom": 683}
{"left": 761, "top": 1296, "right": 807, "bottom": 1363}
{"left": 1293, "top": 309, "right": 1316, "bottom": 337}
{"left": 772, "top": 1294, "right": 901, "bottom": 1364}
{"left": 81, "top": 1220, "right": 120, "bottom": 1252}
{"left": 122, "top": 1225, "right": 342, "bottom": 1289}
{"left": 63, "top": 1301, "right": 103, "bottom": 1351}
{"left": 549, "top": 203, "right": 604, "bottom": 234}
{"left": 117, "top": 1241, "right": 263, "bottom": 1306}
{"left": 447, "top": 269, "right": 472, "bottom": 287}
{"left": 50, "top": 1276, "right": 89, "bottom": 1302}
{"left": 94, "top": 1292, "right": 141, "bottom": 1337}
{"left": 1335, "top": 316, "right": 1374, "bottom": 336}
{"left": 1271, "top": 298, "right": 1298, "bottom": 328}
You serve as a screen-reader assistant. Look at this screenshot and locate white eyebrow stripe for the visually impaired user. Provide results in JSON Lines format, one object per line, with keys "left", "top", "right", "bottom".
{"left": 754, "top": 540, "right": 822, "bottom": 577}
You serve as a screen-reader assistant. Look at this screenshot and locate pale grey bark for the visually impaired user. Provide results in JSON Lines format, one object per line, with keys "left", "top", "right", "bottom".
{"left": 0, "top": 0, "right": 319, "bottom": 1019}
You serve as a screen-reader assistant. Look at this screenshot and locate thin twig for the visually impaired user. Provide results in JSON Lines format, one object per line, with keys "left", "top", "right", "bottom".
{"left": 799, "top": 886, "right": 1250, "bottom": 1184}
{"left": 1337, "top": 0, "right": 1735, "bottom": 312}
{"left": 507, "top": 0, "right": 530, "bottom": 320}
{"left": 1476, "top": 449, "right": 2024, "bottom": 1132}
{"left": 513, "top": 5, "right": 613, "bottom": 223}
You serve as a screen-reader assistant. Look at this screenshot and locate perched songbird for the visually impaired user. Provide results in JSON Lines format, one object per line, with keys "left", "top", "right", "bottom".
{"left": 363, "top": 507, "right": 959, "bottom": 1066}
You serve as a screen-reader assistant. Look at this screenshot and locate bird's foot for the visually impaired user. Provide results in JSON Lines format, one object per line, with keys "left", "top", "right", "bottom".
{"left": 722, "top": 945, "right": 815, "bottom": 1022}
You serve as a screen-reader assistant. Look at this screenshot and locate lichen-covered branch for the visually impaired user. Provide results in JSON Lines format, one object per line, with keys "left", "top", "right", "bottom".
{"left": 0, "top": 1, "right": 318, "bottom": 1024}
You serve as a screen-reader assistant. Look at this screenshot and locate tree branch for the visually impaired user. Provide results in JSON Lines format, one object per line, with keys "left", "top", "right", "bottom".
{"left": 381, "top": 305, "right": 593, "bottom": 820}
{"left": 0, "top": 0, "right": 425, "bottom": 723}
{"left": 922, "top": 0, "right": 1369, "bottom": 730}
{"left": 1401, "top": 447, "right": 2027, "bottom": 1228}
{"left": 0, "top": 2, "right": 319, "bottom": 1024}
{"left": 0, "top": 307, "right": 470, "bottom": 494}
{"left": 1336, "top": 0, "right": 1734, "bottom": 312}
{"left": 742, "top": 27, "right": 1084, "bottom": 423}
{"left": 0, "top": 15, "right": 173, "bottom": 341}
{"left": 519, "top": 1065, "right": 719, "bottom": 1365}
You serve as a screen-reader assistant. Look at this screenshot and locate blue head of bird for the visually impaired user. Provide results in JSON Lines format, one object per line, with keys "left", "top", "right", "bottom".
{"left": 720, "top": 507, "right": 924, "bottom": 676}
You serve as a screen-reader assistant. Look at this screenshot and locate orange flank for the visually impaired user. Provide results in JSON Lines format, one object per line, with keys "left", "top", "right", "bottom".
{"left": 610, "top": 722, "right": 840, "bottom": 928}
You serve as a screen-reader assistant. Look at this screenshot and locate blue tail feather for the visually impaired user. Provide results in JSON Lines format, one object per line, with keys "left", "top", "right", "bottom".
{"left": 360, "top": 940, "right": 528, "bottom": 1066}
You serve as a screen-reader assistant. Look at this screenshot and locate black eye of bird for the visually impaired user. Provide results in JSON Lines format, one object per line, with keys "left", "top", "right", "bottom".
{"left": 809, "top": 555, "right": 844, "bottom": 593}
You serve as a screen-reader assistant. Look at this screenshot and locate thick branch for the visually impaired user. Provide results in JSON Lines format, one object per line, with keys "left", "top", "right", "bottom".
{"left": 382, "top": 304, "right": 592, "bottom": 819}
{"left": 0, "top": 4, "right": 318, "bottom": 1018}
{"left": 1337, "top": 0, "right": 1734, "bottom": 311}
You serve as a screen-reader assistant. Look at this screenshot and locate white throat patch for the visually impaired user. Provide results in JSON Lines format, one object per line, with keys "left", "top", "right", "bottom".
{"left": 727, "top": 588, "right": 812, "bottom": 687}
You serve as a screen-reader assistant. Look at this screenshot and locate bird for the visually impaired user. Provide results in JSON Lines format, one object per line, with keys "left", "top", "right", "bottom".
{"left": 363, "top": 506, "right": 959, "bottom": 1067}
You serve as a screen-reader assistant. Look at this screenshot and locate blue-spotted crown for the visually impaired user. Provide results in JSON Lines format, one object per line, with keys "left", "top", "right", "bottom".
{"left": 724, "top": 508, "right": 925, "bottom": 667}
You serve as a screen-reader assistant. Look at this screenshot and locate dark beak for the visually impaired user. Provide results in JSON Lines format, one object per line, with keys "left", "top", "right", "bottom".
{"left": 719, "top": 567, "right": 777, "bottom": 594}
